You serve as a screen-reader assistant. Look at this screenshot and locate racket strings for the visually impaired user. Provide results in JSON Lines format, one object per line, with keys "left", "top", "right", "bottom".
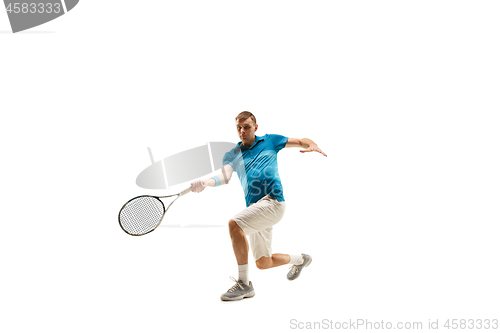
{"left": 119, "top": 197, "right": 165, "bottom": 235}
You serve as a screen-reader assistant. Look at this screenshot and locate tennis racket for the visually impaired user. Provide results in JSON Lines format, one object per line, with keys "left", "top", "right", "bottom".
{"left": 118, "top": 186, "right": 192, "bottom": 236}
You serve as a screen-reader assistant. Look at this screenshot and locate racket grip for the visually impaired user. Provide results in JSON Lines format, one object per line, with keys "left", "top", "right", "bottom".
{"left": 179, "top": 186, "right": 192, "bottom": 197}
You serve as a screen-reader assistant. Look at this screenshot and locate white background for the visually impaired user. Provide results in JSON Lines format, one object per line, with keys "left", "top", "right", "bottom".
{"left": 1, "top": 1, "right": 499, "bottom": 332}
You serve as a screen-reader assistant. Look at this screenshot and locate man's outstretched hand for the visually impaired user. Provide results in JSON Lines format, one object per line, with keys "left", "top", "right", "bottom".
{"left": 300, "top": 145, "right": 327, "bottom": 157}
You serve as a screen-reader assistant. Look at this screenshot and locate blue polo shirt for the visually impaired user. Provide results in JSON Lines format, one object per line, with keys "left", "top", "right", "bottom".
{"left": 223, "top": 134, "right": 288, "bottom": 206}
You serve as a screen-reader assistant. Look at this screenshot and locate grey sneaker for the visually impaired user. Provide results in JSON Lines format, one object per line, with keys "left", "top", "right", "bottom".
{"left": 287, "top": 254, "right": 312, "bottom": 280}
{"left": 220, "top": 277, "right": 256, "bottom": 301}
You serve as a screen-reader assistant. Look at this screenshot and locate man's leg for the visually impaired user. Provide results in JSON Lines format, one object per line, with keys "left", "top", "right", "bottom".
{"left": 228, "top": 219, "right": 251, "bottom": 285}
{"left": 255, "top": 254, "right": 290, "bottom": 270}
{"left": 256, "top": 253, "right": 312, "bottom": 280}
{"left": 220, "top": 219, "right": 255, "bottom": 301}
{"left": 228, "top": 219, "right": 248, "bottom": 265}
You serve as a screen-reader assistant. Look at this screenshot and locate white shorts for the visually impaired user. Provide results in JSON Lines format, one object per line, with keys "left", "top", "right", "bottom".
{"left": 231, "top": 195, "right": 286, "bottom": 261}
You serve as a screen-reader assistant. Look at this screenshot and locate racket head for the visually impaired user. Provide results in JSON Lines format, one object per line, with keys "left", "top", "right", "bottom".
{"left": 118, "top": 195, "right": 166, "bottom": 236}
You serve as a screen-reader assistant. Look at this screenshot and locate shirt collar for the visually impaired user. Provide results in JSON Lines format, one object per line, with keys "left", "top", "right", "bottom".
{"left": 237, "top": 135, "right": 265, "bottom": 150}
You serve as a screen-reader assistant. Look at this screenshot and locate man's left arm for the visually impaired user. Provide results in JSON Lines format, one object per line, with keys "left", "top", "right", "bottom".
{"left": 285, "top": 137, "right": 327, "bottom": 157}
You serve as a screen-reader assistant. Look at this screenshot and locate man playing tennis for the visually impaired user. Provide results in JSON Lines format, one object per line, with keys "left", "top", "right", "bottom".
{"left": 191, "top": 111, "right": 327, "bottom": 301}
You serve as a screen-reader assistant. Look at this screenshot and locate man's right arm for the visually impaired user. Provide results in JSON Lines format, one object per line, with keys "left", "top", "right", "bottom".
{"left": 191, "top": 164, "right": 233, "bottom": 193}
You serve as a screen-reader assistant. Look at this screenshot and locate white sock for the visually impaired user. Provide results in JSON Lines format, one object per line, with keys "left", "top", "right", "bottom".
{"left": 289, "top": 254, "right": 304, "bottom": 265}
{"left": 238, "top": 264, "right": 249, "bottom": 285}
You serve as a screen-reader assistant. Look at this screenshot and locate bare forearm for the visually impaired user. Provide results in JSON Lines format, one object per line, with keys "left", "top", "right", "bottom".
{"left": 192, "top": 165, "right": 233, "bottom": 193}
{"left": 204, "top": 178, "right": 216, "bottom": 186}
{"left": 204, "top": 172, "right": 230, "bottom": 186}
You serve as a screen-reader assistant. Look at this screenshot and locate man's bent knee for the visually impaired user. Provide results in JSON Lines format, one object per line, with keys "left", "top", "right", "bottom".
{"left": 228, "top": 219, "right": 243, "bottom": 236}
{"left": 255, "top": 256, "right": 272, "bottom": 270}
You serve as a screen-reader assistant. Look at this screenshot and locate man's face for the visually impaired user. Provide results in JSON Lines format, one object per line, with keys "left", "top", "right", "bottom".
{"left": 236, "top": 118, "right": 258, "bottom": 143}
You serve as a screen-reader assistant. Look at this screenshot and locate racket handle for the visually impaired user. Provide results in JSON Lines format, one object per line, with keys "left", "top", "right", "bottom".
{"left": 179, "top": 186, "right": 192, "bottom": 197}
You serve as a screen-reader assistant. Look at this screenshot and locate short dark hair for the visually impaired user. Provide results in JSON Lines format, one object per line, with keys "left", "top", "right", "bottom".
{"left": 235, "top": 111, "right": 257, "bottom": 125}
